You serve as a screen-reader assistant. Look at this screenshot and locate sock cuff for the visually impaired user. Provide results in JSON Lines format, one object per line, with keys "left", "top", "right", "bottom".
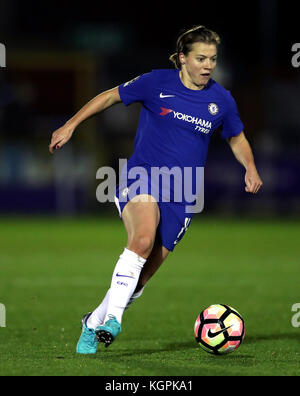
{"left": 121, "top": 248, "right": 147, "bottom": 266}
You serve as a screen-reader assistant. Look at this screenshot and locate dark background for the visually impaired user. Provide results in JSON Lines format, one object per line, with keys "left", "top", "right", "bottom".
{"left": 0, "top": 0, "right": 299, "bottom": 217}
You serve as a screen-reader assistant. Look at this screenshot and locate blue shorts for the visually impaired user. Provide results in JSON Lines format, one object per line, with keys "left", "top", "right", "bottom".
{"left": 114, "top": 166, "right": 193, "bottom": 252}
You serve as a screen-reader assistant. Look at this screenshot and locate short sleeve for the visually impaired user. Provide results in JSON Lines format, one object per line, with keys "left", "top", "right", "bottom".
{"left": 221, "top": 92, "right": 244, "bottom": 139}
{"left": 118, "top": 72, "right": 153, "bottom": 106}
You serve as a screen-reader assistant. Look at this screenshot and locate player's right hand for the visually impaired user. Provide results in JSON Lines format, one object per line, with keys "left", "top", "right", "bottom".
{"left": 49, "top": 124, "right": 75, "bottom": 154}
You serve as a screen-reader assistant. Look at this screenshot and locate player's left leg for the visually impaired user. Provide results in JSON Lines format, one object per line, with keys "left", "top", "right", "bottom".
{"left": 134, "top": 236, "right": 169, "bottom": 293}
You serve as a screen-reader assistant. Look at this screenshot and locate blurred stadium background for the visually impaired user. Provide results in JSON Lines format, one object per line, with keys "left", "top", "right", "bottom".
{"left": 1, "top": 0, "right": 300, "bottom": 377}
{"left": 0, "top": 0, "right": 299, "bottom": 217}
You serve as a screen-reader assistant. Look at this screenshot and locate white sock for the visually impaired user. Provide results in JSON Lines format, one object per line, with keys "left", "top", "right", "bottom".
{"left": 86, "top": 289, "right": 110, "bottom": 330}
{"left": 104, "top": 248, "right": 146, "bottom": 324}
{"left": 87, "top": 286, "right": 146, "bottom": 329}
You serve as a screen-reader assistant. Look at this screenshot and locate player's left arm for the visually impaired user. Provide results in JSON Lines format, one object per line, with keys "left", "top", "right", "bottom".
{"left": 227, "top": 131, "right": 263, "bottom": 194}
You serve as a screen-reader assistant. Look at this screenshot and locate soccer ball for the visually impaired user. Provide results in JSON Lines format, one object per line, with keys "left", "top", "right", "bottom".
{"left": 194, "top": 304, "right": 245, "bottom": 355}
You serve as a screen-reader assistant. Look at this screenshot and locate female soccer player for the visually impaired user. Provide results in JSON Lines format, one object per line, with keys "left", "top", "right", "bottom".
{"left": 49, "top": 25, "right": 263, "bottom": 354}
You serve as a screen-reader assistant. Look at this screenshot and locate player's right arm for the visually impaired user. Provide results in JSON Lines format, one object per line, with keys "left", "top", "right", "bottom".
{"left": 49, "top": 86, "right": 121, "bottom": 154}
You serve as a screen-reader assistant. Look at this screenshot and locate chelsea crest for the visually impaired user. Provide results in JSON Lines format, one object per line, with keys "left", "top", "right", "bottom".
{"left": 208, "top": 103, "right": 219, "bottom": 116}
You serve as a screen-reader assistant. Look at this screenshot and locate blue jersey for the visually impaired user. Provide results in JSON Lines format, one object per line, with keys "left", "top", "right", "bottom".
{"left": 118, "top": 69, "right": 244, "bottom": 171}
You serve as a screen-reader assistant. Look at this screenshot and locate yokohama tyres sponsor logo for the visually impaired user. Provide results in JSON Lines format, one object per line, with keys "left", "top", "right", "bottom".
{"left": 160, "top": 107, "right": 212, "bottom": 134}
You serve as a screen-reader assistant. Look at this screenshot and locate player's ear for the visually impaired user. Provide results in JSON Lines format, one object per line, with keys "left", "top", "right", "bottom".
{"left": 179, "top": 52, "right": 185, "bottom": 66}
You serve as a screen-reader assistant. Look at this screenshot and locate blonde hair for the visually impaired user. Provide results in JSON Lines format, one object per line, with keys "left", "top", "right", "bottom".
{"left": 169, "top": 25, "right": 221, "bottom": 69}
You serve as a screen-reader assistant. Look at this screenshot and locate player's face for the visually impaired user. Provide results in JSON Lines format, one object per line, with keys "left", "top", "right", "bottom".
{"left": 179, "top": 42, "right": 217, "bottom": 90}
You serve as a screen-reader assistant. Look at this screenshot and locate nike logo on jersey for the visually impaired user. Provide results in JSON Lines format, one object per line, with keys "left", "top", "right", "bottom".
{"left": 207, "top": 325, "right": 232, "bottom": 338}
{"left": 160, "top": 93, "right": 175, "bottom": 98}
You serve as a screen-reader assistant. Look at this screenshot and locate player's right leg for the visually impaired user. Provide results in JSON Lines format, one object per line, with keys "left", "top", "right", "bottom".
{"left": 95, "top": 195, "right": 160, "bottom": 348}
{"left": 76, "top": 195, "right": 159, "bottom": 353}
{"left": 122, "top": 194, "right": 160, "bottom": 257}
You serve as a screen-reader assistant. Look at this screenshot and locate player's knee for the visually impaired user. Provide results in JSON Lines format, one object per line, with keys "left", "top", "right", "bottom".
{"left": 129, "top": 234, "right": 155, "bottom": 258}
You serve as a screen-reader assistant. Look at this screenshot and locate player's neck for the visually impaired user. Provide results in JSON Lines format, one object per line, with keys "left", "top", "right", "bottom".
{"left": 179, "top": 70, "right": 206, "bottom": 91}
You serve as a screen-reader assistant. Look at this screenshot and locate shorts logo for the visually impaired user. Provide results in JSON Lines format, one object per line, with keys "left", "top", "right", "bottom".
{"left": 174, "top": 217, "right": 192, "bottom": 245}
{"left": 208, "top": 103, "right": 219, "bottom": 116}
{"left": 122, "top": 187, "right": 130, "bottom": 197}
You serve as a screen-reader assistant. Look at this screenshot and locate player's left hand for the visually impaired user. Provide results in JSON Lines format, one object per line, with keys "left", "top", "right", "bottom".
{"left": 244, "top": 168, "right": 263, "bottom": 194}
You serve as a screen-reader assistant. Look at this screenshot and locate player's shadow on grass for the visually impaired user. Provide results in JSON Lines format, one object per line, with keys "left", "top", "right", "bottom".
{"left": 162, "top": 342, "right": 254, "bottom": 360}
{"left": 161, "top": 341, "right": 199, "bottom": 352}
{"left": 105, "top": 341, "right": 253, "bottom": 359}
{"left": 102, "top": 341, "right": 255, "bottom": 362}
{"left": 245, "top": 333, "right": 300, "bottom": 344}
{"left": 101, "top": 341, "right": 197, "bottom": 358}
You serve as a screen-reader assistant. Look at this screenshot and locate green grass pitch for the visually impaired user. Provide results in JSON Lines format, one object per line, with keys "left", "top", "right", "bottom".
{"left": 0, "top": 216, "right": 300, "bottom": 376}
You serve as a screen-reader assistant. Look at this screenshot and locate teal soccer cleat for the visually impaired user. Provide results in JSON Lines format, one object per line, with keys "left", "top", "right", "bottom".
{"left": 95, "top": 315, "right": 122, "bottom": 348}
{"left": 76, "top": 313, "right": 98, "bottom": 354}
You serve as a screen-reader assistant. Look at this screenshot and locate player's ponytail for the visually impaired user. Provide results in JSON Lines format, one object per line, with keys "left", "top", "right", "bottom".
{"left": 169, "top": 52, "right": 181, "bottom": 69}
{"left": 169, "top": 25, "right": 221, "bottom": 69}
